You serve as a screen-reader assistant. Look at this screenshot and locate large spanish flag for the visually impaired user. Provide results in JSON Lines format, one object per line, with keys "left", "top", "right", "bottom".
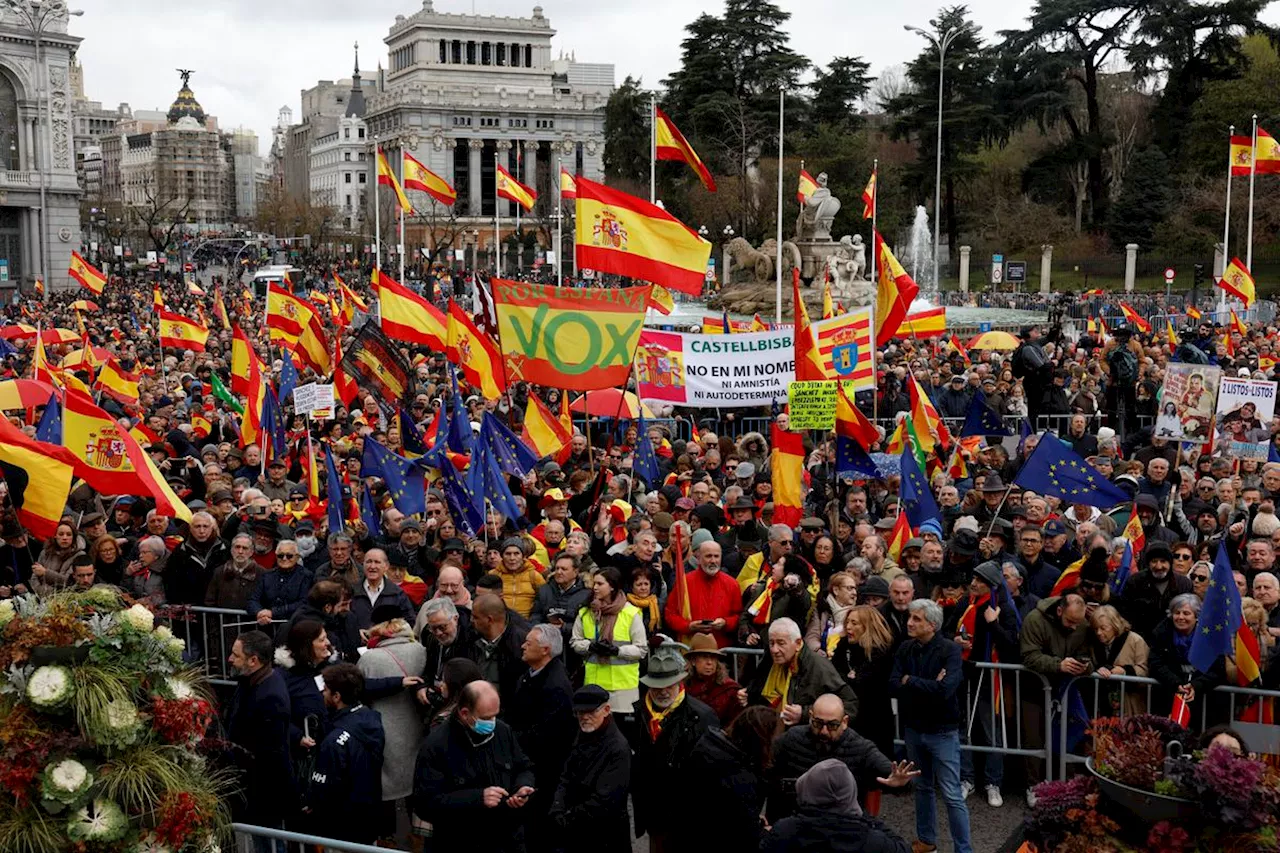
{"left": 231, "top": 325, "right": 260, "bottom": 394}
{"left": 68, "top": 251, "right": 107, "bottom": 295}
{"left": 770, "top": 423, "right": 805, "bottom": 529}
{"left": 899, "top": 306, "right": 947, "bottom": 338}
{"left": 873, "top": 232, "right": 920, "bottom": 345}
{"left": 1220, "top": 257, "right": 1256, "bottom": 307}
{"left": 560, "top": 168, "right": 578, "bottom": 200}
{"left": 496, "top": 165, "right": 537, "bottom": 212}
{"left": 0, "top": 418, "right": 76, "bottom": 539}
{"left": 377, "top": 148, "right": 413, "bottom": 213}
{"left": 522, "top": 393, "right": 572, "bottom": 459}
{"left": 491, "top": 278, "right": 651, "bottom": 391}
{"left": 62, "top": 391, "right": 190, "bottom": 521}
{"left": 374, "top": 269, "right": 447, "bottom": 351}
{"left": 403, "top": 151, "right": 456, "bottom": 206}
{"left": 95, "top": 358, "right": 140, "bottom": 405}
{"left": 446, "top": 299, "right": 505, "bottom": 400}
{"left": 291, "top": 311, "right": 331, "bottom": 375}
{"left": 655, "top": 107, "right": 716, "bottom": 192}
{"left": 797, "top": 169, "right": 818, "bottom": 204}
{"left": 574, "top": 175, "right": 711, "bottom": 296}
{"left": 157, "top": 309, "right": 209, "bottom": 352}
{"left": 793, "top": 270, "right": 827, "bottom": 382}
{"left": 266, "top": 284, "right": 314, "bottom": 343}
{"left": 1231, "top": 129, "right": 1280, "bottom": 176}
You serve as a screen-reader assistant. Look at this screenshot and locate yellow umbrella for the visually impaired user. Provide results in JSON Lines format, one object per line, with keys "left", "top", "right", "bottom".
{"left": 966, "top": 331, "right": 1020, "bottom": 351}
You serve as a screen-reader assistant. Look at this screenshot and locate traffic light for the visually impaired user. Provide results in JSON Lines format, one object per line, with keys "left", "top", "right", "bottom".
{"left": 1193, "top": 264, "right": 1205, "bottom": 288}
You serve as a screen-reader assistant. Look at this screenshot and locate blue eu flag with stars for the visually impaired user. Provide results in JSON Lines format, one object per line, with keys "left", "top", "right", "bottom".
{"left": 35, "top": 391, "right": 61, "bottom": 444}
{"left": 399, "top": 408, "right": 428, "bottom": 457}
{"left": 447, "top": 364, "right": 474, "bottom": 456}
{"left": 440, "top": 455, "right": 485, "bottom": 536}
{"left": 1190, "top": 542, "right": 1244, "bottom": 675}
{"left": 479, "top": 411, "right": 539, "bottom": 478}
{"left": 278, "top": 351, "right": 299, "bottom": 404}
{"left": 633, "top": 415, "right": 660, "bottom": 486}
{"left": 360, "top": 483, "right": 383, "bottom": 537}
{"left": 467, "top": 439, "right": 523, "bottom": 526}
{"left": 323, "top": 445, "right": 346, "bottom": 535}
{"left": 1013, "top": 434, "right": 1129, "bottom": 509}
{"left": 899, "top": 441, "right": 940, "bottom": 532}
{"left": 960, "top": 389, "right": 1012, "bottom": 437}
{"left": 361, "top": 439, "right": 425, "bottom": 517}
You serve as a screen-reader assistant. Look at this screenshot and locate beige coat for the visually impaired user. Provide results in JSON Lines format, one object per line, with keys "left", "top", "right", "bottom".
{"left": 1105, "top": 631, "right": 1150, "bottom": 717}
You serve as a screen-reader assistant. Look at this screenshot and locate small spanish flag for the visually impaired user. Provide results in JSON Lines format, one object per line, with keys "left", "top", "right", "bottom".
{"left": 402, "top": 151, "right": 457, "bottom": 206}
{"left": 560, "top": 167, "right": 578, "bottom": 200}
{"left": 187, "top": 279, "right": 206, "bottom": 296}
{"left": 1219, "top": 257, "right": 1256, "bottom": 307}
{"left": 95, "top": 358, "right": 140, "bottom": 405}
{"left": 68, "top": 251, "right": 107, "bottom": 295}
{"left": 522, "top": 393, "right": 572, "bottom": 460}
{"left": 1082, "top": 288, "right": 1105, "bottom": 298}
{"left": 1118, "top": 302, "right": 1151, "bottom": 333}
{"left": 1187, "top": 306, "right": 1202, "bottom": 321}
{"left": 1166, "top": 319, "right": 1179, "bottom": 347}
{"left": 797, "top": 169, "right": 818, "bottom": 204}
{"left": 1231, "top": 308, "right": 1248, "bottom": 337}
{"left": 648, "top": 283, "right": 675, "bottom": 315}
{"left": 654, "top": 107, "right": 716, "bottom": 192}
{"left": 950, "top": 333, "right": 971, "bottom": 364}
{"left": 1230, "top": 129, "right": 1280, "bottom": 176}
{"left": 496, "top": 164, "right": 537, "bottom": 212}
{"left": 157, "top": 309, "right": 209, "bottom": 352}
{"left": 1223, "top": 331, "right": 1236, "bottom": 358}
{"left": 33, "top": 278, "right": 44, "bottom": 296}
{"left": 861, "top": 169, "right": 876, "bottom": 219}
{"left": 191, "top": 414, "right": 212, "bottom": 439}
{"left": 153, "top": 285, "right": 164, "bottom": 311}
{"left": 376, "top": 148, "right": 413, "bottom": 213}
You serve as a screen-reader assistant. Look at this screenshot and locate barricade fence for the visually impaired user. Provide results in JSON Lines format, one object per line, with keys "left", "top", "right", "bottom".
{"left": 233, "top": 822, "right": 403, "bottom": 853}
{"left": 161, "top": 605, "right": 285, "bottom": 686}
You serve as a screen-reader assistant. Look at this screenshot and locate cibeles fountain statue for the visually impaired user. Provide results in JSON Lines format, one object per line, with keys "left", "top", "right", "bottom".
{"left": 715, "top": 171, "right": 876, "bottom": 317}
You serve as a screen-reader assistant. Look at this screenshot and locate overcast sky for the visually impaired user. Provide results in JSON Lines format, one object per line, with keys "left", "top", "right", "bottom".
{"left": 71, "top": 0, "right": 1280, "bottom": 155}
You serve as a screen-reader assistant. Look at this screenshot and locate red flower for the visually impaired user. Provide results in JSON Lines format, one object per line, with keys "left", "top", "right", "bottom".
{"left": 150, "top": 697, "right": 214, "bottom": 745}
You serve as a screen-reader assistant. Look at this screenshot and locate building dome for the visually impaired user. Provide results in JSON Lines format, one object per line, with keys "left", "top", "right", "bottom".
{"left": 167, "top": 71, "right": 206, "bottom": 125}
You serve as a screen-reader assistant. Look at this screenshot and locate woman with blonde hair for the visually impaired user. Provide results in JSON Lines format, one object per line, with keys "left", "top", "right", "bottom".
{"left": 831, "top": 605, "right": 896, "bottom": 758}
{"left": 804, "top": 571, "right": 858, "bottom": 656}
{"left": 1235, "top": 597, "right": 1275, "bottom": 685}
{"left": 1089, "top": 604, "right": 1149, "bottom": 716}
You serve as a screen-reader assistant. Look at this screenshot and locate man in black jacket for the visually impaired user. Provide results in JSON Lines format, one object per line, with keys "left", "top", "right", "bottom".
{"left": 548, "top": 685, "right": 632, "bottom": 853}
{"left": 412, "top": 681, "right": 535, "bottom": 853}
{"left": 248, "top": 538, "right": 314, "bottom": 625}
{"left": 466, "top": 592, "right": 529, "bottom": 710}
{"left": 509, "top": 623, "right": 577, "bottom": 848}
{"left": 1118, "top": 541, "right": 1193, "bottom": 640}
{"left": 348, "top": 548, "right": 415, "bottom": 630}
{"left": 164, "top": 511, "right": 228, "bottom": 605}
{"left": 306, "top": 663, "right": 385, "bottom": 844}
{"left": 763, "top": 759, "right": 910, "bottom": 853}
{"left": 889, "top": 599, "right": 972, "bottom": 853}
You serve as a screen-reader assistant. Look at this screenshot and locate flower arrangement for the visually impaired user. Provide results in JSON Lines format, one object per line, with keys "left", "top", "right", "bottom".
{"left": 0, "top": 590, "right": 232, "bottom": 852}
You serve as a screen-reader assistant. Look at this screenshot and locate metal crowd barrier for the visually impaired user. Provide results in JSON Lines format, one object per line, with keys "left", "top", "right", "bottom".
{"left": 1056, "top": 673, "right": 1280, "bottom": 780}
{"left": 233, "top": 823, "right": 404, "bottom": 853}
{"left": 161, "top": 605, "right": 285, "bottom": 687}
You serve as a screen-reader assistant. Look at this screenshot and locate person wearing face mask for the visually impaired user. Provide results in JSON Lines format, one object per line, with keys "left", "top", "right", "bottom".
{"left": 1118, "top": 541, "right": 1193, "bottom": 641}
{"left": 412, "top": 680, "right": 536, "bottom": 853}
{"left": 546, "top": 685, "right": 632, "bottom": 853}
{"left": 292, "top": 520, "right": 327, "bottom": 573}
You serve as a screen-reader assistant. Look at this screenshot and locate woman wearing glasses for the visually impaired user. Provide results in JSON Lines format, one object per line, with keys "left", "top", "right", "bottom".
{"left": 1188, "top": 560, "right": 1212, "bottom": 599}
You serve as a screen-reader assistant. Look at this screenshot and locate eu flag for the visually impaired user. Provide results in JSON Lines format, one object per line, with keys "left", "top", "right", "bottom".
{"left": 439, "top": 453, "right": 484, "bottom": 536}
{"left": 278, "top": 351, "right": 299, "bottom": 404}
{"left": 1270, "top": 440, "right": 1280, "bottom": 465}
{"left": 837, "top": 435, "right": 880, "bottom": 478}
{"left": 399, "top": 408, "right": 427, "bottom": 457}
{"left": 1013, "top": 433, "right": 1129, "bottom": 509}
{"left": 467, "top": 439, "right": 522, "bottom": 524}
{"left": 899, "top": 441, "right": 940, "bottom": 532}
{"left": 447, "top": 364, "right": 473, "bottom": 456}
{"left": 323, "top": 445, "right": 346, "bottom": 535}
{"left": 260, "top": 387, "right": 289, "bottom": 464}
{"left": 35, "top": 392, "right": 61, "bottom": 444}
{"left": 360, "top": 483, "right": 383, "bottom": 536}
{"left": 479, "top": 411, "right": 539, "bottom": 478}
{"left": 633, "top": 415, "right": 660, "bottom": 486}
{"left": 960, "top": 389, "right": 1011, "bottom": 437}
{"left": 1190, "top": 542, "right": 1244, "bottom": 675}
{"left": 362, "top": 439, "right": 425, "bottom": 516}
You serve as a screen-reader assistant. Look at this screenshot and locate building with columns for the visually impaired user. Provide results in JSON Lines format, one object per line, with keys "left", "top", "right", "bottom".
{"left": 363, "top": 1, "right": 612, "bottom": 261}
{"left": 0, "top": 5, "right": 83, "bottom": 292}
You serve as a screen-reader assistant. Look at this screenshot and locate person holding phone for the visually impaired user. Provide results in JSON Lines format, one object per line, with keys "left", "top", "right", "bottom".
{"left": 661, "top": 539, "right": 741, "bottom": 647}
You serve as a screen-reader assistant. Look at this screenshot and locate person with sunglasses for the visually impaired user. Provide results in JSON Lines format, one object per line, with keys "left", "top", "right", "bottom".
{"left": 1170, "top": 544, "right": 1196, "bottom": 576}
{"left": 1189, "top": 561, "right": 1212, "bottom": 599}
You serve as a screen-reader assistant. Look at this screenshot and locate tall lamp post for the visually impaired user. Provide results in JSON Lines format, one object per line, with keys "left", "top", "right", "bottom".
{"left": 5, "top": 0, "right": 82, "bottom": 292}
{"left": 905, "top": 22, "right": 965, "bottom": 291}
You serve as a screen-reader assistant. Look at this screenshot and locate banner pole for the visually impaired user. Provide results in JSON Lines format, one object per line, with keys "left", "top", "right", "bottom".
{"left": 398, "top": 145, "right": 406, "bottom": 287}
{"left": 556, "top": 156, "right": 563, "bottom": 285}
{"left": 650, "top": 94, "right": 656, "bottom": 205}
{"left": 1247, "top": 115, "right": 1258, "bottom": 273}
{"left": 1221, "top": 124, "right": 1235, "bottom": 314}
{"left": 375, "top": 146, "right": 382, "bottom": 276}
{"left": 775, "top": 87, "right": 785, "bottom": 326}
{"left": 495, "top": 173, "right": 500, "bottom": 277}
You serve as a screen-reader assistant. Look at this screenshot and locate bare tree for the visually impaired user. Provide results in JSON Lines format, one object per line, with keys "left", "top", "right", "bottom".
{"left": 412, "top": 199, "right": 466, "bottom": 266}
{"left": 132, "top": 176, "right": 193, "bottom": 256}
{"left": 871, "top": 64, "right": 913, "bottom": 111}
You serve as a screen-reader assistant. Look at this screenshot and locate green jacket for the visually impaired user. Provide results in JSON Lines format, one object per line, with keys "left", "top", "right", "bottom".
{"left": 1019, "top": 595, "right": 1092, "bottom": 678}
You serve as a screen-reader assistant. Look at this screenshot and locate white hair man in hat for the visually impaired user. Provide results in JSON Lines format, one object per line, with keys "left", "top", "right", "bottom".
{"left": 547, "top": 684, "right": 632, "bottom": 853}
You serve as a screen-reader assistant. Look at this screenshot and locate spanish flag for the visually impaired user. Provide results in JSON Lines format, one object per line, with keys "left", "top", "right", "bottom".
{"left": 1219, "top": 257, "right": 1256, "bottom": 307}
{"left": 1223, "top": 331, "right": 1236, "bottom": 358}
{"left": 267, "top": 284, "right": 314, "bottom": 343}
{"left": 521, "top": 393, "right": 572, "bottom": 459}
{"left": 1231, "top": 308, "right": 1248, "bottom": 337}
{"left": 0, "top": 417, "right": 77, "bottom": 539}
{"left": 654, "top": 107, "right": 716, "bottom": 192}
{"left": 1187, "top": 306, "right": 1202, "bottom": 321}
{"left": 793, "top": 270, "right": 827, "bottom": 382}
{"left": 374, "top": 269, "right": 447, "bottom": 351}
{"left": 95, "top": 358, "right": 140, "bottom": 405}
{"left": 1261, "top": 355, "right": 1277, "bottom": 372}
{"left": 648, "top": 283, "right": 675, "bottom": 315}
{"left": 750, "top": 313, "right": 768, "bottom": 332}
{"left": 402, "top": 151, "right": 457, "bottom": 206}
{"left": 335, "top": 274, "right": 367, "bottom": 326}
{"left": 446, "top": 299, "right": 505, "bottom": 400}
{"left": 1082, "top": 288, "right": 1105, "bottom": 298}
{"left": 333, "top": 334, "right": 358, "bottom": 407}
{"left": 949, "top": 333, "right": 971, "bottom": 364}
{"left": 187, "top": 279, "right": 206, "bottom": 296}
{"left": 212, "top": 284, "right": 231, "bottom": 330}
{"left": 1166, "top": 319, "right": 1179, "bottom": 347}
{"left": 861, "top": 169, "right": 876, "bottom": 219}
{"left": 874, "top": 232, "right": 920, "bottom": 345}
{"left": 822, "top": 277, "right": 834, "bottom": 320}
{"left": 797, "top": 169, "right": 818, "bottom": 204}
{"left": 1230, "top": 129, "right": 1280, "bottom": 176}
{"left": 886, "top": 512, "right": 911, "bottom": 562}
{"left": 231, "top": 326, "right": 260, "bottom": 395}
{"left": 68, "top": 251, "right": 107, "bottom": 295}
{"left": 33, "top": 278, "right": 43, "bottom": 296}
{"left": 560, "top": 167, "right": 578, "bottom": 200}
{"left": 62, "top": 391, "right": 191, "bottom": 521}
{"left": 900, "top": 306, "right": 947, "bottom": 338}
{"left": 1118, "top": 302, "right": 1151, "bottom": 333}
{"left": 908, "top": 374, "right": 952, "bottom": 453}
{"left": 770, "top": 423, "right": 805, "bottom": 529}
{"left": 157, "top": 309, "right": 209, "bottom": 352}
{"left": 377, "top": 148, "right": 413, "bottom": 213}
{"left": 574, "top": 175, "right": 712, "bottom": 296}
{"left": 153, "top": 285, "right": 164, "bottom": 312}
{"left": 31, "top": 333, "right": 56, "bottom": 387}
{"left": 291, "top": 311, "right": 331, "bottom": 375}
{"left": 496, "top": 164, "right": 537, "bottom": 212}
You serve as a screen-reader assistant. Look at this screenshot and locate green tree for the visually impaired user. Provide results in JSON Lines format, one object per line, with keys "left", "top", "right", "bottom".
{"left": 885, "top": 6, "right": 995, "bottom": 271}
{"left": 812, "top": 57, "right": 874, "bottom": 130}
{"left": 603, "top": 76, "right": 651, "bottom": 185}
{"left": 1106, "top": 145, "right": 1174, "bottom": 248}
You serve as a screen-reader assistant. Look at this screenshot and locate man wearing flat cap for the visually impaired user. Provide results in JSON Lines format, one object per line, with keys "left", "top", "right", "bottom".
{"left": 547, "top": 684, "right": 632, "bottom": 853}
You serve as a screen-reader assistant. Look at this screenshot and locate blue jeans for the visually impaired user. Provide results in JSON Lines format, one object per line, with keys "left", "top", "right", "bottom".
{"left": 904, "top": 727, "right": 973, "bottom": 853}
{"left": 960, "top": 680, "right": 1004, "bottom": 789}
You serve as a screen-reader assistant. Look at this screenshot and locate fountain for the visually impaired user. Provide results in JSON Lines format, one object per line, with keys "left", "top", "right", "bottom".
{"left": 901, "top": 205, "right": 934, "bottom": 290}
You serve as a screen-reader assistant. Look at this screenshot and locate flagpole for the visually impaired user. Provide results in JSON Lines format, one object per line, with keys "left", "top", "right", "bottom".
{"left": 1220, "top": 125, "right": 1234, "bottom": 318}
{"left": 870, "top": 158, "right": 878, "bottom": 290}
{"left": 775, "top": 87, "right": 785, "bottom": 326}
{"left": 375, "top": 146, "right": 382, "bottom": 275}
{"left": 398, "top": 145, "right": 406, "bottom": 287}
{"left": 650, "top": 94, "right": 656, "bottom": 204}
{"left": 555, "top": 159, "right": 564, "bottom": 285}
{"left": 495, "top": 175, "right": 500, "bottom": 277}
{"left": 1247, "top": 114, "right": 1258, "bottom": 274}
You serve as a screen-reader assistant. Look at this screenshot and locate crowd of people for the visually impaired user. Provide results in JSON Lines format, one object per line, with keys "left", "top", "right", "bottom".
{"left": 4, "top": 260, "right": 1280, "bottom": 853}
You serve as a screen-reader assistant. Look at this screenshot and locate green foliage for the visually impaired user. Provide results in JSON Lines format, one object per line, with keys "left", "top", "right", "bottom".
{"left": 812, "top": 57, "right": 873, "bottom": 130}
{"left": 603, "top": 76, "right": 651, "bottom": 185}
{"left": 1107, "top": 146, "right": 1174, "bottom": 248}
{"left": 0, "top": 802, "right": 64, "bottom": 853}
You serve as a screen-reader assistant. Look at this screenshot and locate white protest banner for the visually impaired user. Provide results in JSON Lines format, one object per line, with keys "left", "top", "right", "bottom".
{"left": 1215, "top": 376, "right": 1275, "bottom": 461}
{"left": 292, "top": 383, "right": 316, "bottom": 414}
{"left": 309, "top": 384, "right": 335, "bottom": 417}
{"left": 635, "top": 328, "right": 793, "bottom": 407}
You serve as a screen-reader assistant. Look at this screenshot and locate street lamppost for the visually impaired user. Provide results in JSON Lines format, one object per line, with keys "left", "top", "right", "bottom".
{"left": 905, "top": 21, "right": 966, "bottom": 291}
{"left": 5, "top": 0, "right": 82, "bottom": 292}
{"left": 722, "top": 225, "right": 735, "bottom": 290}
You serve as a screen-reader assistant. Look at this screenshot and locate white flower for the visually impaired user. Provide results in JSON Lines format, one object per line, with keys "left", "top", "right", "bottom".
{"left": 49, "top": 759, "right": 89, "bottom": 793}
{"left": 66, "top": 798, "right": 127, "bottom": 842}
{"left": 94, "top": 698, "right": 142, "bottom": 749}
{"left": 273, "top": 647, "right": 295, "bottom": 669}
{"left": 106, "top": 699, "right": 138, "bottom": 730}
{"left": 165, "top": 637, "right": 185, "bottom": 660}
{"left": 152, "top": 624, "right": 173, "bottom": 641}
{"left": 132, "top": 834, "right": 174, "bottom": 853}
{"left": 119, "top": 603, "right": 154, "bottom": 632}
{"left": 26, "top": 665, "right": 74, "bottom": 711}
{"left": 0, "top": 599, "right": 14, "bottom": 628}
{"left": 165, "top": 677, "right": 193, "bottom": 700}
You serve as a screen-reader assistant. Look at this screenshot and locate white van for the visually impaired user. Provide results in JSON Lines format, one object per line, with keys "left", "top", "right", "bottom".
{"left": 251, "top": 265, "right": 303, "bottom": 298}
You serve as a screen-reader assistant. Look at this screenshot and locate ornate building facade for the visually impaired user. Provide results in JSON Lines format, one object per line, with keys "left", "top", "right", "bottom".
{"left": 364, "top": 1, "right": 613, "bottom": 255}
{"left": 0, "top": 7, "right": 82, "bottom": 291}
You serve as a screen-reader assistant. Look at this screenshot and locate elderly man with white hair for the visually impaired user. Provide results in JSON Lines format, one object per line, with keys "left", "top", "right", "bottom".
{"left": 889, "top": 598, "right": 971, "bottom": 853}
{"left": 741, "top": 617, "right": 858, "bottom": 725}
